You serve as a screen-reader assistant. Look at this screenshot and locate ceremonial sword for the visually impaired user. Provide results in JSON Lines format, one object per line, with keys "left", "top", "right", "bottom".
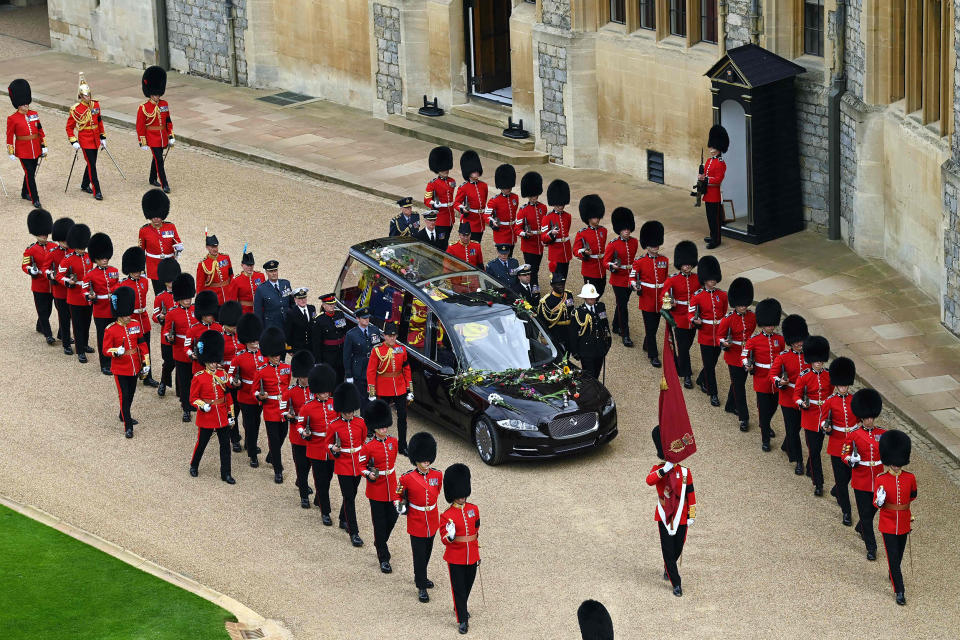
{"left": 102, "top": 144, "right": 126, "bottom": 180}
{"left": 64, "top": 149, "right": 79, "bottom": 193}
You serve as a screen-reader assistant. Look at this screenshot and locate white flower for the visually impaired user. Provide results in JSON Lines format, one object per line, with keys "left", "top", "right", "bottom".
{"left": 488, "top": 393, "right": 503, "bottom": 406}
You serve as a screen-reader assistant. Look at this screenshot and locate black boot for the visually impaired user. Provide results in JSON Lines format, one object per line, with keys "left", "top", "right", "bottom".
{"left": 842, "top": 512, "right": 852, "bottom": 526}
{"left": 739, "top": 420, "right": 748, "bottom": 432}
{"left": 418, "top": 588, "right": 429, "bottom": 603}
{"left": 710, "top": 395, "right": 720, "bottom": 407}
{"left": 683, "top": 376, "right": 693, "bottom": 389}
{"left": 459, "top": 621, "right": 469, "bottom": 634}
{"left": 622, "top": 335, "right": 634, "bottom": 347}
{"left": 157, "top": 383, "right": 166, "bottom": 397}
{"left": 222, "top": 475, "right": 236, "bottom": 484}
{"left": 794, "top": 461, "right": 804, "bottom": 475}
{"left": 813, "top": 485, "right": 823, "bottom": 497}
{"left": 142, "top": 375, "right": 159, "bottom": 388}
{"left": 895, "top": 592, "right": 906, "bottom": 606}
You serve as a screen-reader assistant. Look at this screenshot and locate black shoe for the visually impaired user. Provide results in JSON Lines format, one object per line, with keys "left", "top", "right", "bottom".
{"left": 683, "top": 376, "right": 693, "bottom": 389}
{"left": 162, "top": 185, "right": 170, "bottom": 194}
{"left": 814, "top": 485, "right": 823, "bottom": 497}
{"left": 459, "top": 621, "right": 468, "bottom": 634}
{"left": 142, "top": 376, "right": 159, "bottom": 388}
{"left": 94, "top": 193, "right": 103, "bottom": 201}
{"left": 767, "top": 429, "right": 776, "bottom": 439}
{"left": 350, "top": 534, "right": 363, "bottom": 547}
{"left": 761, "top": 442, "right": 771, "bottom": 452}
{"left": 739, "top": 420, "right": 748, "bottom": 432}
{"left": 703, "top": 237, "right": 712, "bottom": 244}
{"left": 21, "top": 193, "right": 30, "bottom": 201}
{"left": 867, "top": 550, "right": 876, "bottom": 561}
{"left": 698, "top": 381, "right": 709, "bottom": 395}
{"left": 32, "top": 199, "right": 41, "bottom": 208}
{"left": 63, "top": 345, "right": 73, "bottom": 355}
{"left": 150, "top": 179, "right": 161, "bottom": 187}
{"left": 46, "top": 336, "right": 56, "bottom": 345}
{"left": 830, "top": 486, "right": 838, "bottom": 498}
{"left": 81, "top": 185, "right": 94, "bottom": 194}
{"left": 249, "top": 457, "right": 259, "bottom": 468}
{"left": 650, "top": 356, "right": 661, "bottom": 368}
{"left": 709, "top": 395, "right": 720, "bottom": 407}
{"left": 301, "top": 498, "right": 310, "bottom": 509}
{"left": 306, "top": 486, "right": 314, "bottom": 495}
{"left": 418, "top": 588, "right": 429, "bottom": 603}
{"left": 232, "top": 442, "right": 242, "bottom": 453}
{"left": 425, "top": 579, "right": 435, "bottom": 589}
{"left": 895, "top": 592, "right": 906, "bottom": 606}
{"left": 673, "top": 585, "right": 683, "bottom": 597}
{"left": 622, "top": 336, "right": 634, "bottom": 348}
{"left": 222, "top": 475, "right": 236, "bottom": 484}
{"left": 182, "top": 411, "right": 191, "bottom": 423}
{"left": 380, "top": 561, "right": 392, "bottom": 574}
{"left": 274, "top": 471, "right": 283, "bottom": 484}
{"left": 84, "top": 346, "right": 95, "bottom": 354}
{"left": 794, "top": 461, "right": 804, "bottom": 475}
{"left": 189, "top": 467, "right": 198, "bottom": 477}
{"left": 101, "top": 366, "right": 112, "bottom": 376}
{"left": 77, "top": 353, "right": 88, "bottom": 364}
{"left": 157, "top": 383, "right": 166, "bottom": 397}
{"left": 842, "top": 512, "right": 852, "bottom": 526}
{"left": 322, "top": 514, "right": 333, "bottom": 526}
{"left": 705, "top": 242, "right": 719, "bottom": 250}
{"left": 125, "top": 428, "right": 133, "bottom": 439}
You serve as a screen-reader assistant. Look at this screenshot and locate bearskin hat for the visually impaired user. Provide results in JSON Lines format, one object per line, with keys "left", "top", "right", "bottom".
{"left": 727, "top": 277, "right": 754, "bottom": 308}
{"left": 407, "top": 431, "right": 437, "bottom": 464}
{"left": 308, "top": 363, "right": 338, "bottom": 395}
{"left": 195, "top": 329, "right": 224, "bottom": 365}
{"left": 52, "top": 217, "right": 75, "bottom": 242}
{"left": 577, "top": 599, "right": 614, "bottom": 640}
{"left": 27, "top": 209, "right": 52, "bottom": 237}
{"left": 802, "top": 335, "right": 830, "bottom": 363}
{"left": 66, "top": 223, "right": 91, "bottom": 251}
{"left": 428, "top": 145, "right": 453, "bottom": 173}
{"left": 121, "top": 246, "right": 146, "bottom": 275}
{"left": 611, "top": 207, "right": 635, "bottom": 234}
{"left": 142, "top": 189, "right": 170, "bottom": 220}
{"left": 259, "top": 326, "right": 286, "bottom": 357}
{"left": 236, "top": 313, "right": 262, "bottom": 344}
{"left": 673, "top": 240, "right": 698, "bottom": 269}
{"left": 193, "top": 290, "right": 219, "bottom": 322}
{"left": 218, "top": 300, "right": 243, "bottom": 327}
{"left": 171, "top": 273, "right": 195, "bottom": 301}
{"left": 157, "top": 257, "right": 181, "bottom": 284}
{"left": 290, "top": 350, "right": 315, "bottom": 378}
{"left": 333, "top": 381, "right": 362, "bottom": 414}
{"left": 7, "top": 78, "right": 31, "bottom": 108}
{"left": 520, "top": 171, "right": 543, "bottom": 198}
{"left": 578, "top": 194, "right": 605, "bottom": 224}
{"left": 460, "top": 150, "right": 482, "bottom": 178}
{"left": 754, "top": 298, "right": 782, "bottom": 327}
{"left": 639, "top": 220, "right": 664, "bottom": 249}
{"left": 141, "top": 65, "right": 166, "bottom": 98}
{"left": 708, "top": 124, "right": 730, "bottom": 154}
{"left": 87, "top": 232, "right": 112, "bottom": 261}
{"left": 363, "top": 399, "right": 393, "bottom": 431}
{"left": 443, "top": 462, "right": 471, "bottom": 503}
{"left": 651, "top": 425, "right": 665, "bottom": 460}
{"left": 851, "top": 388, "right": 883, "bottom": 420}
{"left": 546, "top": 179, "right": 570, "bottom": 207}
{"left": 696, "top": 255, "right": 721, "bottom": 283}
{"left": 782, "top": 314, "right": 809, "bottom": 345}
{"left": 111, "top": 286, "right": 135, "bottom": 318}
{"left": 494, "top": 163, "right": 516, "bottom": 190}
{"left": 880, "top": 430, "right": 911, "bottom": 467}
{"left": 828, "top": 356, "right": 856, "bottom": 387}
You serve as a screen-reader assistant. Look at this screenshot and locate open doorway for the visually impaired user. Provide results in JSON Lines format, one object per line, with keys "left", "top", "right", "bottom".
{"left": 720, "top": 99, "right": 749, "bottom": 232}
{"left": 465, "top": 0, "right": 512, "bottom": 105}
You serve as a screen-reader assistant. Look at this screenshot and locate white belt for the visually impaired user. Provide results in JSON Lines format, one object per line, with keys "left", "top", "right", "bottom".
{"left": 726, "top": 340, "right": 743, "bottom": 346}
{"left": 554, "top": 236, "right": 569, "bottom": 242}
{"left": 265, "top": 394, "right": 280, "bottom": 400}
{"left": 786, "top": 382, "right": 795, "bottom": 388}
{"left": 674, "top": 300, "right": 689, "bottom": 306}
{"left": 639, "top": 282, "right": 659, "bottom": 288}
{"left": 375, "top": 467, "right": 395, "bottom": 476}
{"left": 860, "top": 460, "right": 881, "bottom": 467}
{"left": 754, "top": 362, "right": 771, "bottom": 369}
{"left": 241, "top": 378, "right": 254, "bottom": 384}
{"left": 133, "top": 307, "right": 147, "bottom": 314}
{"left": 145, "top": 251, "right": 173, "bottom": 259}
{"left": 96, "top": 294, "right": 109, "bottom": 299}
{"left": 312, "top": 431, "right": 327, "bottom": 438}
{"left": 409, "top": 502, "right": 437, "bottom": 512}
{"left": 807, "top": 400, "right": 823, "bottom": 406}
{"left": 699, "top": 319, "right": 719, "bottom": 325}
{"left": 831, "top": 424, "right": 856, "bottom": 433}
{"left": 339, "top": 445, "right": 362, "bottom": 454}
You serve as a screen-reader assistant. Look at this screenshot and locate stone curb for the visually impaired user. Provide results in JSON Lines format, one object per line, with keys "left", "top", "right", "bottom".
{"left": 0, "top": 495, "right": 293, "bottom": 640}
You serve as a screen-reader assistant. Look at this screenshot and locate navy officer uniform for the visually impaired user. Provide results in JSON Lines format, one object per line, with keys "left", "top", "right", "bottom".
{"left": 389, "top": 197, "right": 421, "bottom": 238}
{"left": 253, "top": 259, "right": 293, "bottom": 334}
{"left": 513, "top": 263, "right": 538, "bottom": 304}
{"left": 486, "top": 243, "right": 520, "bottom": 290}
{"left": 342, "top": 307, "right": 383, "bottom": 411}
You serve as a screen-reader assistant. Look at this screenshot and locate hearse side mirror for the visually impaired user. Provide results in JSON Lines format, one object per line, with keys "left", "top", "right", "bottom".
{"left": 439, "top": 366, "right": 455, "bottom": 377}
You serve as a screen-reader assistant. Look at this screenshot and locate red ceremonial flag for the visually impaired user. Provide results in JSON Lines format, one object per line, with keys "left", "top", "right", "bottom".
{"left": 658, "top": 329, "right": 697, "bottom": 463}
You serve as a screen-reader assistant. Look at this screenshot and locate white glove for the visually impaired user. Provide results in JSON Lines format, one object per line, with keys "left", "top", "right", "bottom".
{"left": 368, "top": 396, "right": 376, "bottom": 402}
{"left": 687, "top": 517, "right": 695, "bottom": 528}
{"left": 663, "top": 461, "right": 675, "bottom": 473}
{"left": 28, "top": 266, "right": 40, "bottom": 276}
{"left": 406, "top": 392, "right": 414, "bottom": 402}
{"left": 228, "top": 415, "right": 236, "bottom": 427}
{"left": 99, "top": 139, "right": 106, "bottom": 149}
{"left": 202, "top": 403, "right": 211, "bottom": 413}
{"left": 445, "top": 520, "right": 456, "bottom": 541}
{"left": 114, "top": 345, "right": 125, "bottom": 356}
{"left": 848, "top": 452, "right": 861, "bottom": 467}
{"left": 876, "top": 486, "right": 886, "bottom": 507}
{"left": 72, "top": 141, "right": 81, "bottom": 150}
{"left": 345, "top": 377, "right": 354, "bottom": 383}
{"left": 41, "top": 147, "right": 48, "bottom": 157}
{"left": 173, "top": 243, "right": 184, "bottom": 253}
{"left": 140, "top": 365, "right": 150, "bottom": 376}
{"left": 9, "top": 154, "right": 16, "bottom": 161}
{"left": 141, "top": 145, "right": 149, "bottom": 151}
{"left": 168, "top": 136, "right": 176, "bottom": 146}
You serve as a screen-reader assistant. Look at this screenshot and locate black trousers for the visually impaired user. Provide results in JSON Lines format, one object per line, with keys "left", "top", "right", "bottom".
{"left": 580, "top": 356, "right": 604, "bottom": 380}
{"left": 522, "top": 252, "right": 543, "bottom": 290}
{"left": 337, "top": 474, "right": 362, "bottom": 534}
{"left": 448, "top": 562, "right": 478, "bottom": 623}
{"left": 148, "top": 147, "right": 168, "bottom": 187}
{"left": 641, "top": 311, "right": 662, "bottom": 360}
{"left": 150, "top": 279, "right": 166, "bottom": 295}
{"left": 658, "top": 522, "right": 688, "bottom": 588}
{"left": 94, "top": 316, "right": 112, "bottom": 369}
{"left": 854, "top": 488, "right": 879, "bottom": 553}
{"left": 584, "top": 275, "right": 606, "bottom": 299}
{"left": 830, "top": 455, "right": 853, "bottom": 516}
{"left": 190, "top": 426, "right": 232, "bottom": 478}
{"left": 781, "top": 406, "right": 802, "bottom": 462}
{"left": 70, "top": 304, "right": 92, "bottom": 355}
{"left": 159, "top": 343, "right": 175, "bottom": 386}
{"left": 410, "top": 534, "right": 436, "bottom": 589}
{"left": 80, "top": 147, "right": 101, "bottom": 195}
{"left": 705, "top": 201, "right": 721, "bottom": 245}
{"left": 310, "top": 458, "right": 334, "bottom": 514}
{"left": 756, "top": 392, "right": 779, "bottom": 443}
{"left": 724, "top": 364, "right": 749, "bottom": 422}
{"left": 379, "top": 394, "right": 408, "bottom": 449}
{"left": 882, "top": 532, "right": 908, "bottom": 593}
{"left": 114, "top": 374, "right": 138, "bottom": 431}
{"left": 674, "top": 328, "right": 695, "bottom": 377}
{"left": 265, "top": 420, "right": 286, "bottom": 472}
{"left": 805, "top": 430, "right": 825, "bottom": 487}
{"left": 54, "top": 297, "right": 72, "bottom": 344}
{"left": 552, "top": 260, "right": 569, "bottom": 280}
{"left": 239, "top": 402, "right": 262, "bottom": 459}
{"left": 436, "top": 225, "right": 452, "bottom": 251}
{"left": 697, "top": 344, "right": 721, "bottom": 395}
{"left": 611, "top": 285, "right": 632, "bottom": 337}
{"left": 33, "top": 291, "right": 53, "bottom": 338}
{"left": 19, "top": 157, "right": 39, "bottom": 202}
{"left": 291, "top": 443, "right": 311, "bottom": 500}
{"left": 470, "top": 230, "right": 483, "bottom": 242}
{"left": 370, "top": 499, "right": 399, "bottom": 562}
{"left": 175, "top": 361, "right": 193, "bottom": 412}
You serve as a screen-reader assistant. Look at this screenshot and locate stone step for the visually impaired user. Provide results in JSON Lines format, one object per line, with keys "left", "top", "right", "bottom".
{"left": 384, "top": 116, "right": 549, "bottom": 165}
{"left": 404, "top": 108, "right": 535, "bottom": 151}
{"left": 449, "top": 102, "right": 512, "bottom": 128}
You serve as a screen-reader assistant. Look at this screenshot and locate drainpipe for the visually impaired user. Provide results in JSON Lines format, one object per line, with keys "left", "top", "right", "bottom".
{"left": 719, "top": 0, "right": 728, "bottom": 56}
{"left": 226, "top": 0, "right": 239, "bottom": 86}
{"left": 749, "top": 0, "right": 761, "bottom": 45}
{"left": 154, "top": 0, "right": 170, "bottom": 69}
{"left": 828, "top": 1, "right": 847, "bottom": 241}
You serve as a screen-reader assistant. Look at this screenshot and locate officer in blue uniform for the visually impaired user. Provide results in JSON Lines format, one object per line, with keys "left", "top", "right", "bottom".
{"left": 342, "top": 307, "right": 383, "bottom": 411}
{"left": 253, "top": 259, "right": 293, "bottom": 334}
{"left": 388, "top": 197, "right": 421, "bottom": 238}
{"left": 486, "top": 243, "right": 520, "bottom": 290}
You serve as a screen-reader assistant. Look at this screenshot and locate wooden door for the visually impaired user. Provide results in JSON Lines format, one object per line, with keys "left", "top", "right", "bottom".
{"left": 470, "top": 0, "right": 512, "bottom": 94}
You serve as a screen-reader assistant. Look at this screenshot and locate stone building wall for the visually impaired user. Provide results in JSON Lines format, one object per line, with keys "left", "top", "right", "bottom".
{"left": 795, "top": 80, "right": 829, "bottom": 230}
{"left": 48, "top": 0, "right": 159, "bottom": 67}
{"left": 942, "top": 0, "right": 960, "bottom": 335}
{"left": 167, "top": 0, "right": 248, "bottom": 84}
{"left": 538, "top": 42, "right": 567, "bottom": 163}
{"left": 373, "top": 3, "right": 402, "bottom": 115}
{"left": 843, "top": 0, "right": 864, "bottom": 100}
{"left": 725, "top": 0, "right": 752, "bottom": 49}
{"left": 540, "top": 0, "right": 571, "bottom": 31}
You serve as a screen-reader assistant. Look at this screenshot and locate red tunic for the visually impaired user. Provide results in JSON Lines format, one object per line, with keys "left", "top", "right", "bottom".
{"left": 367, "top": 343, "right": 413, "bottom": 397}
{"left": 322, "top": 415, "right": 368, "bottom": 476}
{"left": 162, "top": 304, "right": 198, "bottom": 362}
{"left": 196, "top": 253, "right": 235, "bottom": 304}
{"left": 488, "top": 192, "right": 520, "bottom": 245}
{"left": 516, "top": 201, "right": 547, "bottom": 255}
{"left": 425, "top": 175, "right": 457, "bottom": 227}
{"left": 66, "top": 101, "right": 105, "bottom": 149}
{"left": 153, "top": 290, "right": 175, "bottom": 344}
{"left": 361, "top": 435, "right": 400, "bottom": 502}
{"left": 301, "top": 396, "right": 336, "bottom": 461}
{"left": 645, "top": 463, "right": 696, "bottom": 525}
{"left": 230, "top": 271, "right": 265, "bottom": 309}
{"left": 233, "top": 349, "right": 265, "bottom": 405}
{"left": 822, "top": 392, "right": 857, "bottom": 457}
{"left": 135, "top": 99, "right": 173, "bottom": 148}
{"left": 771, "top": 349, "right": 806, "bottom": 406}
{"left": 602, "top": 236, "right": 638, "bottom": 289}
{"left": 117, "top": 276, "right": 152, "bottom": 334}
{"left": 574, "top": 226, "right": 608, "bottom": 279}
{"left": 284, "top": 383, "right": 312, "bottom": 445}
{"left": 22, "top": 241, "right": 56, "bottom": 294}
{"left": 629, "top": 252, "right": 670, "bottom": 313}
{"left": 185, "top": 321, "right": 223, "bottom": 374}
{"left": 84, "top": 265, "right": 120, "bottom": 319}
{"left": 662, "top": 272, "right": 699, "bottom": 330}
{"left": 137, "top": 222, "right": 181, "bottom": 281}
{"left": 540, "top": 209, "right": 573, "bottom": 269}
{"left": 397, "top": 468, "right": 444, "bottom": 537}
{"left": 717, "top": 310, "right": 757, "bottom": 367}
{"left": 253, "top": 361, "right": 292, "bottom": 421}
{"left": 102, "top": 320, "right": 148, "bottom": 376}
{"left": 794, "top": 368, "right": 833, "bottom": 432}
{"left": 742, "top": 331, "right": 785, "bottom": 392}
{"left": 703, "top": 156, "right": 726, "bottom": 203}
{"left": 446, "top": 241, "right": 484, "bottom": 268}
{"left": 49, "top": 244, "right": 69, "bottom": 300}
{"left": 222, "top": 330, "right": 242, "bottom": 372}
{"left": 190, "top": 368, "right": 233, "bottom": 429}
{"left": 842, "top": 426, "right": 887, "bottom": 492}
{"left": 58, "top": 251, "right": 93, "bottom": 307}
{"left": 688, "top": 288, "right": 728, "bottom": 346}
{"left": 439, "top": 503, "right": 480, "bottom": 565}
{"left": 874, "top": 471, "right": 917, "bottom": 535}
{"left": 454, "top": 180, "right": 489, "bottom": 233}
{"left": 6, "top": 110, "right": 45, "bottom": 159}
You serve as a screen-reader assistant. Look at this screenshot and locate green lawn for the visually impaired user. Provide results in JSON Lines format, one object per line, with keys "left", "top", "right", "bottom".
{"left": 0, "top": 505, "right": 234, "bottom": 640}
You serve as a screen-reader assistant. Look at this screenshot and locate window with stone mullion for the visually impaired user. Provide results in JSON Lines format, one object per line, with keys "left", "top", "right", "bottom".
{"left": 669, "top": 0, "right": 687, "bottom": 37}
{"left": 610, "top": 0, "right": 626, "bottom": 24}
{"left": 803, "top": 0, "right": 824, "bottom": 57}
{"left": 700, "top": 0, "right": 717, "bottom": 43}
{"left": 638, "top": 0, "right": 655, "bottom": 29}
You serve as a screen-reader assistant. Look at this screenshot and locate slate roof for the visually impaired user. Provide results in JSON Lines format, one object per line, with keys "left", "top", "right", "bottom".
{"left": 705, "top": 43, "right": 807, "bottom": 87}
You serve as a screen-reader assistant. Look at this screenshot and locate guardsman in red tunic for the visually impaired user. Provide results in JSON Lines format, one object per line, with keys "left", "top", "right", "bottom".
{"left": 446, "top": 223, "right": 484, "bottom": 270}
{"left": 50, "top": 217, "right": 75, "bottom": 353}
{"left": 874, "top": 430, "right": 916, "bottom": 605}
{"left": 488, "top": 164, "right": 519, "bottom": 255}
{"left": 138, "top": 189, "right": 182, "bottom": 294}
{"left": 771, "top": 314, "right": 809, "bottom": 473}
{"left": 742, "top": 299, "right": 785, "bottom": 451}
{"left": 629, "top": 221, "right": 669, "bottom": 368}
{"left": 453, "top": 150, "right": 489, "bottom": 242}
{"left": 424, "top": 146, "right": 456, "bottom": 249}
{"left": 285, "top": 350, "right": 316, "bottom": 508}
{"left": 102, "top": 287, "right": 150, "bottom": 438}
{"left": 843, "top": 388, "right": 887, "bottom": 561}
{"left": 663, "top": 241, "right": 699, "bottom": 385}
{"left": 152, "top": 258, "right": 181, "bottom": 397}
{"left": 718, "top": 277, "right": 756, "bottom": 431}
{"left": 189, "top": 330, "right": 236, "bottom": 484}
{"left": 6, "top": 78, "right": 46, "bottom": 208}
{"left": 184, "top": 290, "right": 222, "bottom": 375}
{"left": 23, "top": 208, "right": 56, "bottom": 344}
{"left": 84, "top": 233, "right": 120, "bottom": 374}
{"left": 361, "top": 400, "right": 401, "bottom": 573}
{"left": 230, "top": 248, "right": 265, "bottom": 311}
{"left": 574, "top": 194, "right": 608, "bottom": 298}
{"left": 58, "top": 224, "right": 95, "bottom": 362}
{"left": 301, "top": 363, "right": 338, "bottom": 524}
{"left": 541, "top": 179, "right": 573, "bottom": 280}
{"left": 136, "top": 66, "right": 174, "bottom": 192}
{"left": 218, "top": 301, "right": 244, "bottom": 451}
{"left": 701, "top": 125, "right": 728, "bottom": 249}
{"left": 118, "top": 247, "right": 160, "bottom": 389}
{"left": 366, "top": 322, "right": 414, "bottom": 453}
{"left": 196, "top": 233, "right": 235, "bottom": 305}
{"left": 646, "top": 426, "right": 696, "bottom": 597}
{"left": 822, "top": 357, "right": 857, "bottom": 526}
{"left": 439, "top": 463, "right": 480, "bottom": 634}
{"left": 253, "top": 327, "right": 292, "bottom": 484}
{"left": 66, "top": 73, "right": 106, "bottom": 200}
{"left": 688, "top": 256, "right": 727, "bottom": 406}
{"left": 395, "top": 432, "right": 442, "bottom": 603}
{"left": 323, "top": 382, "right": 369, "bottom": 547}
{"left": 232, "top": 313, "right": 265, "bottom": 466}
{"left": 516, "top": 172, "right": 547, "bottom": 294}
{"left": 794, "top": 335, "right": 833, "bottom": 496}
{"left": 603, "top": 207, "right": 638, "bottom": 348}
{"left": 162, "top": 273, "right": 198, "bottom": 422}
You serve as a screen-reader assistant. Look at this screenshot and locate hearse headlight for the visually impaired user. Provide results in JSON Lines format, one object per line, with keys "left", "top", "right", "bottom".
{"left": 496, "top": 418, "right": 539, "bottom": 432}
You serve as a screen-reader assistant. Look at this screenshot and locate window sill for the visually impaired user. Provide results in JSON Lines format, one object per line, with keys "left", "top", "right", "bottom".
{"left": 659, "top": 34, "right": 687, "bottom": 49}
{"left": 599, "top": 22, "right": 628, "bottom": 35}
{"left": 690, "top": 41, "right": 718, "bottom": 55}
{"left": 630, "top": 27, "right": 658, "bottom": 41}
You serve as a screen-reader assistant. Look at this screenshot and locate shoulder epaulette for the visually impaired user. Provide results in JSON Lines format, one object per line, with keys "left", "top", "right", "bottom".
{"left": 401, "top": 468, "right": 417, "bottom": 477}
{"left": 693, "top": 288, "right": 705, "bottom": 295}
{"left": 140, "top": 222, "right": 150, "bottom": 229}
{"left": 193, "top": 369, "right": 205, "bottom": 377}
{"left": 723, "top": 311, "right": 734, "bottom": 317}
{"left": 798, "top": 368, "right": 811, "bottom": 376}
{"left": 106, "top": 321, "right": 116, "bottom": 330}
